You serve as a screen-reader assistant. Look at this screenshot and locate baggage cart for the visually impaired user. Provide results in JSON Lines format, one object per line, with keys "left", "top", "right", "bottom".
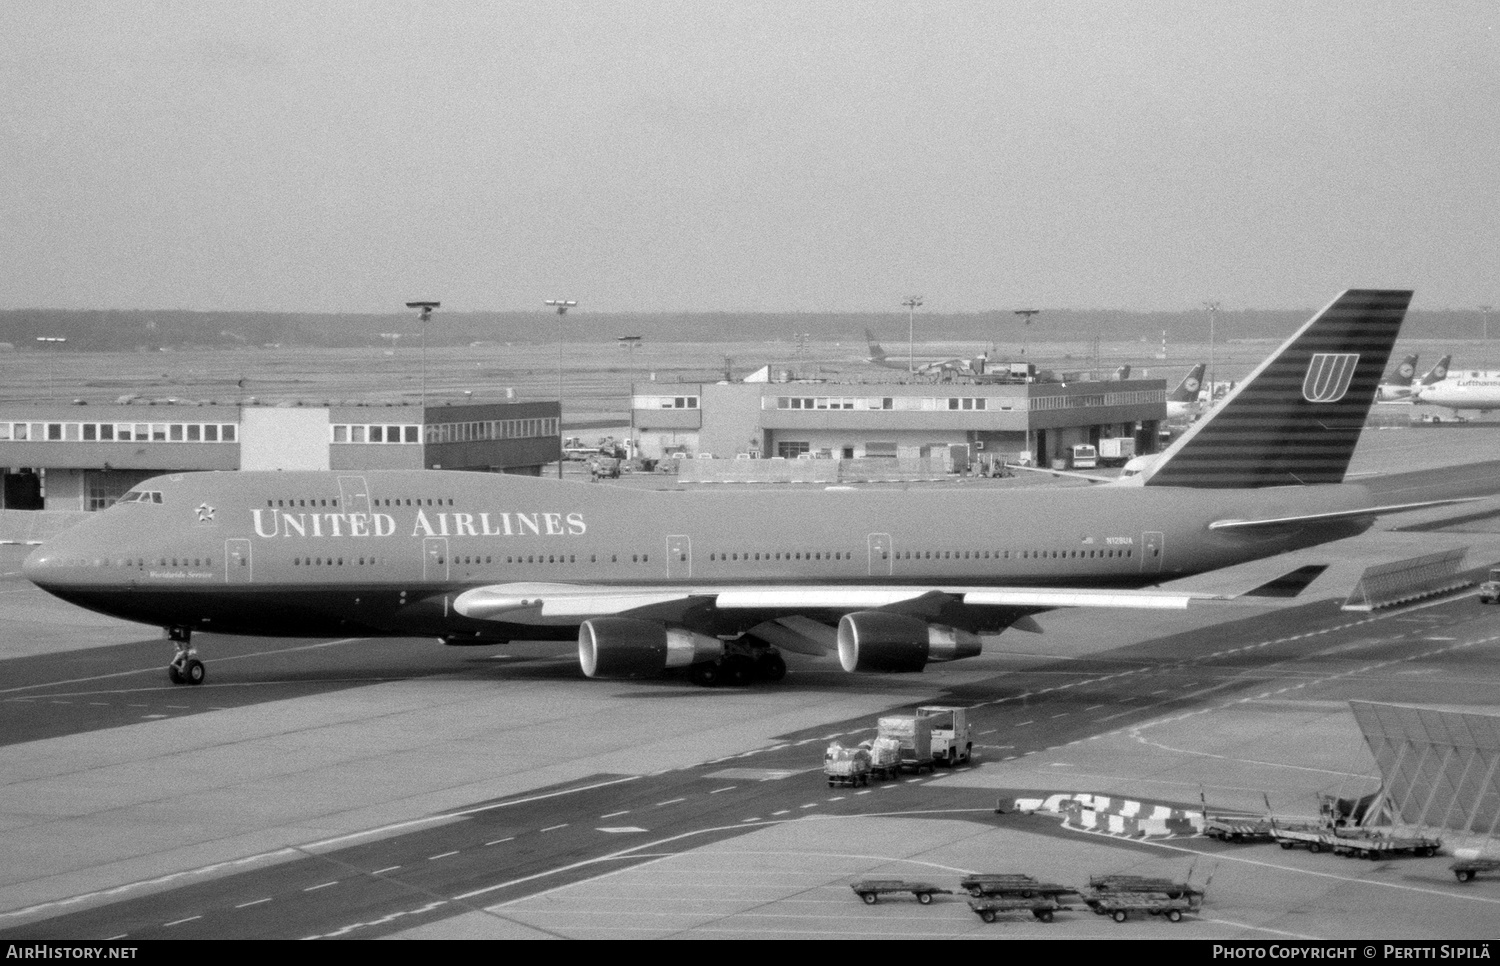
{"left": 1088, "top": 874, "right": 1203, "bottom": 901}
{"left": 968, "top": 896, "right": 1066, "bottom": 923}
{"left": 1203, "top": 816, "right": 1275, "bottom": 844}
{"left": 861, "top": 736, "right": 902, "bottom": 780}
{"left": 1328, "top": 829, "right": 1442, "bottom": 860}
{"left": 849, "top": 879, "right": 952, "bottom": 905}
{"left": 823, "top": 743, "right": 871, "bottom": 788}
{"left": 960, "top": 873, "right": 1075, "bottom": 899}
{"left": 1452, "top": 857, "right": 1500, "bottom": 883}
{"left": 1082, "top": 890, "right": 1201, "bottom": 923}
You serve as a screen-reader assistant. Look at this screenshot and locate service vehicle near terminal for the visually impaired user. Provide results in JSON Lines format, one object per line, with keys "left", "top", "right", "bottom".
{"left": 1096, "top": 437, "right": 1136, "bottom": 467}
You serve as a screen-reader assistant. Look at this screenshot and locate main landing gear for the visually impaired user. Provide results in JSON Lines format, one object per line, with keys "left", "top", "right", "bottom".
{"left": 688, "top": 646, "right": 787, "bottom": 687}
{"left": 166, "top": 626, "right": 205, "bottom": 686}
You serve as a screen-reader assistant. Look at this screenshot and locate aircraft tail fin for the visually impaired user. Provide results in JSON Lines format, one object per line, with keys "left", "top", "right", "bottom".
{"left": 1419, "top": 354, "right": 1451, "bottom": 385}
{"left": 1386, "top": 353, "right": 1420, "bottom": 387}
{"left": 864, "top": 328, "right": 888, "bottom": 363}
{"left": 1168, "top": 363, "right": 1206, "bottom": 403}
{"left": 1142, "top": 289, "right": 1412, "bottom": 488}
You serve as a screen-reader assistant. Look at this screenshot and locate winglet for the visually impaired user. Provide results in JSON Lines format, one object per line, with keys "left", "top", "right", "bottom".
{"left": 1143, "top": 289, "right": 1412, "bottom": 488}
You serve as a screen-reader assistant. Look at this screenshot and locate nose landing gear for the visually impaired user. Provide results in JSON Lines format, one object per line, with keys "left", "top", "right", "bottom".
{"left": 166, "top": 626, "right": 205, "bottom": 685}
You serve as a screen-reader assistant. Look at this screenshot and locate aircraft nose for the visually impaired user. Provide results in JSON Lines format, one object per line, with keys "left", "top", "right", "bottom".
{"left": 22, "top": 545, "right": 60, "bottom": 588}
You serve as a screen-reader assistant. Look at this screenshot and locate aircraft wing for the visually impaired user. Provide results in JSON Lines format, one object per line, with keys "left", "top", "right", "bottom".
{"left": 453, "top": 582, "right": 1212, "bottom": 623}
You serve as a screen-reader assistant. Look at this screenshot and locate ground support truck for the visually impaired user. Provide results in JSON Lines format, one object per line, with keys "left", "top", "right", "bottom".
{"left": 916, "top": 705, "right": 974, "bottom": 766}
{"left": 1479, "top": 566, "right": 1500, "bottom": 604}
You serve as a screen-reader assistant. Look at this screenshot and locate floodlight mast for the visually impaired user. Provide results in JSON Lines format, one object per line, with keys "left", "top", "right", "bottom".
{"left": 902, "top": 296, "right": 923, "bottom": 374}
{"left": 36, "top": 336, "right": 67, "bottom": 401}
{"left": 545, "top": 300, "right": 578, "bottom": 477}
{"left": 1014, "top": 309, "right": 1040, "bottom": 359}
{"left": 405, "top": 301, "right": 440, "bottom": 408}
{"left": 1203, "top": 300, "right": 1221, "bottom": 400}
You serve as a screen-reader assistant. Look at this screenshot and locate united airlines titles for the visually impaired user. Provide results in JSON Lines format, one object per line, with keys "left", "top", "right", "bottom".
{"left": 251, "top": 508, "right": 587, "bottom": 540}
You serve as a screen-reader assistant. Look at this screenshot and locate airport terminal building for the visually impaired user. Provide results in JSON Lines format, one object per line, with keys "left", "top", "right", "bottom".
{"left": 631, "top": 377, "right": 1168, "bottom": 467}
{"left": 0, "top": 400, "right": 561, "bottom": 511}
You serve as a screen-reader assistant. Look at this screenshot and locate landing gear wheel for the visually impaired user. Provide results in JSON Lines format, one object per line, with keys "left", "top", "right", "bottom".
{"left": 1166, "top": 909, "right": 1182, "bottom": 923}
{"left": 183, "top": 659, "right": 205, "bottom": 685}
{"left": 1456, "top": 870, "right": 1475, "bottom": 882}
{"left": 1112, "top": 910, "right": 1128, "bottom": 923}
{"left": 725, "top": 656, "right": 752, "bottom": 686}
{"left": 916, "top": 892, "right": 932, "bottom": 905}
{"left": 690, "top": 662, "right": 721, "bottom": 687}
{"left": 860, "top": 892, "right": 876, "bottom": 905}
{"left": 760, "top": 652, "right": 787, "bottom": 682}
{"left": 1034, "top": 909, "right": 1053, "bottom": 922}
{"left": 980, "top": 910, "right": 996, "bottom": 923}
{"left": 167, "top": 664, "right": 184, "bottom": 685}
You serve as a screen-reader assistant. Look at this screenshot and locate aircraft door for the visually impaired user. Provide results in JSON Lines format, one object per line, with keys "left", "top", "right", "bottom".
{"left": 666, "top": 535, "right": 691, "bottom": 579}
{"left": 1140, "top": 531, "right": 1164, "bottom": 574}
{"left": 868, "top": 533, "right": 892, "bottom": 576}
{"left": 338, "top": 476, "right": 371, "bottom": 516}
{"left": 225, "top": 539, "right": 252, "bottom": 584}
{"left": 423, "top": 537, "right": 449, "bottom": 582}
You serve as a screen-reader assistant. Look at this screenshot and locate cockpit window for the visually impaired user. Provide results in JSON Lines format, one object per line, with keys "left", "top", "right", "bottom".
{"left": 114, "top": 490, "right": 164, "bottom": 506}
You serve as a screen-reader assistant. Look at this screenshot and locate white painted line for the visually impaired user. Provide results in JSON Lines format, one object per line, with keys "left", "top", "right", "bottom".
{"left": 234, "top": 898, "right": 272, "bottom": 909}
{"left": 428, "top": 851, "right": 458, "bottom": 861}
{"left": 371, "top": 866, "right": 401, "bottom": 875}
{"left": 484, "top": 837, "right": 514, "bottom": 846}
{"left": 709, "top": 786, "right": 736, "bottom": 794}
{"left": 163, "top": 915, "right": 201, "bottom": 927}
{"left": 304, "top": 881, "right": 338, "bottom": 892}
{"left": 656, "top": 798, "right": 685, "bottom": 807}
{"left": 601, "top": 810, "right": 629, "bottom": 819}
{"left": 540, "top": 824, "right": 568, "bottom": 833}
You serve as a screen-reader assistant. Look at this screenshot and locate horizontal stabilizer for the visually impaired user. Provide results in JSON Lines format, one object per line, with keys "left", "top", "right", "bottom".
{"left": 1209, "top": 497, "right": 1481, "bottom": 532}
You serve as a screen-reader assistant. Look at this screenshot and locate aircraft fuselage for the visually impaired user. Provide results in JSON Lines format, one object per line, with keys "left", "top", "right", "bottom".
{"left": 24, "top": 469, "right": 1374, "bottom": 641}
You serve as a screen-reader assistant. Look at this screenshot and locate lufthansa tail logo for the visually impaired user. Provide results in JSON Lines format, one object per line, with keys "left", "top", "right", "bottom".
{"left": 1303, "top": 353, "right": 1359, "bottom": 403}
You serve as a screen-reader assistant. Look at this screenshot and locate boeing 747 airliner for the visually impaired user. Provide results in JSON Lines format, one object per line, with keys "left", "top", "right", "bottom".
{"left": 26, "top": 290, "right": 1456, "bottom": 688}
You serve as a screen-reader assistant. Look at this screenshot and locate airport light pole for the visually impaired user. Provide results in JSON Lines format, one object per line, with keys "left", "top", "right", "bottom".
{"left": 1482, "top": 305, "right": 1493, "bottom": 370}
{"left": 545, "top": 300, "right": 577, "bottom": 478}
{"left": 620, "top": 336, "right": 642, "bottom": 458}
{"left": 1013, "top": 310, "right": 1040, "bottom": 362}
{"left": 1203, "top": 300, "right": 1221, "bottom": 398}
{"left": 404, "top": 302, "right": 440, "bottom": 408}
{"left": 35, "top": 336, "right": 66, "bottom": 401}
{"left": 902, "top": 296, "right": 923, "bottom": 374}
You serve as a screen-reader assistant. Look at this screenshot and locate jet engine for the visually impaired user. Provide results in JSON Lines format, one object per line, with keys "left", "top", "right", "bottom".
{"left": 836, "top": 612, "right": 982, "bottom": 673}
{"left": 578, "top": 618, "right": 723, "bottom": 679}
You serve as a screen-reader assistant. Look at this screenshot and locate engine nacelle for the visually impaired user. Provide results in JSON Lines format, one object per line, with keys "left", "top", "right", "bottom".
{"left": 837, "top": 612, "right": 982, "bottom": 673}
{"left": 837, "top": 612, "right": 930, "bottom": 673}
{"left": 578, "top": 618, "right": 723, "bottom": 679}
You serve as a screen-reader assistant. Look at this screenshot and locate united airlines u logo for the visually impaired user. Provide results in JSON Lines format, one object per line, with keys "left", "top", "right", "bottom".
{"left": 1302, "top": 353, "right": 1359, "bottom": 403}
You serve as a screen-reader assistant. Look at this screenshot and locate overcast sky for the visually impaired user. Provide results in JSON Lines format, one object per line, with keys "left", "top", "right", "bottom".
{"left": 1, "top": 1, "right": 1496, "bottom": 314}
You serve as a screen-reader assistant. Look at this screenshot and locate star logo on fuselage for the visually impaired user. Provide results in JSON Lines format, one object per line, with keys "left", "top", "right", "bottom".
{"left": 196, "top": 503, "right": 215, "bottom": 523}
